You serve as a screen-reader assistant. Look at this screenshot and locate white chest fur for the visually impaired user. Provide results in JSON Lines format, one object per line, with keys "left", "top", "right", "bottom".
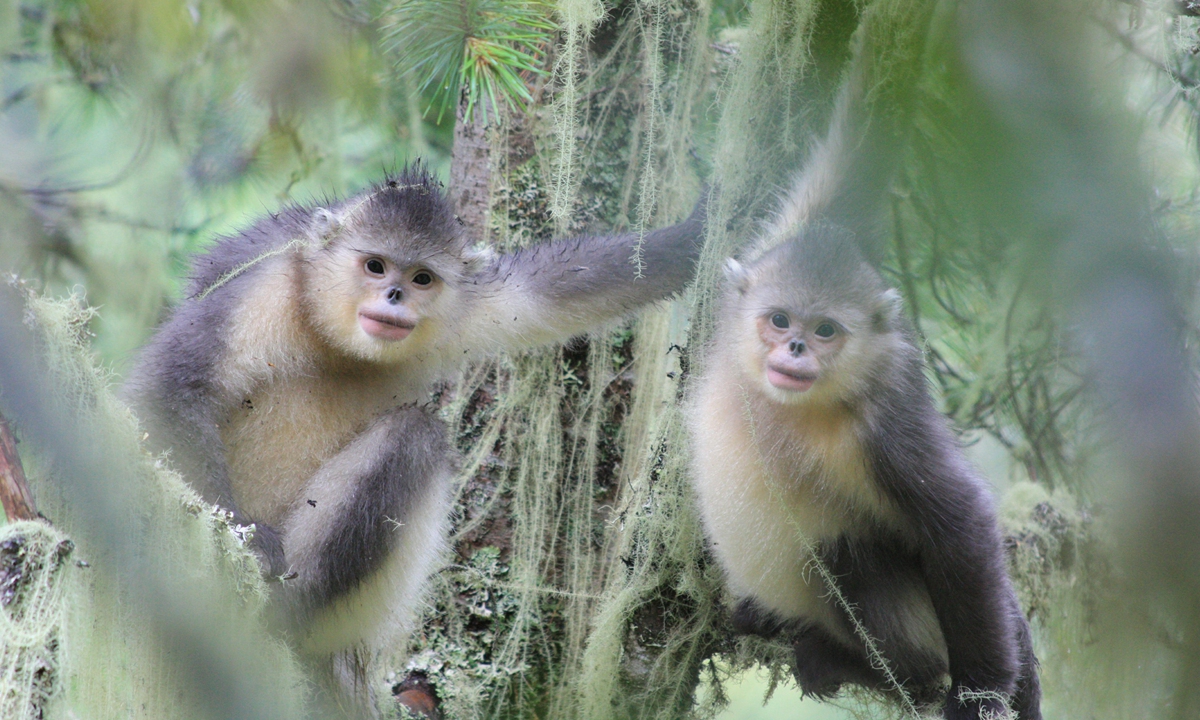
{"left": 688, "top": 368, "right": 901, "bottom": 624}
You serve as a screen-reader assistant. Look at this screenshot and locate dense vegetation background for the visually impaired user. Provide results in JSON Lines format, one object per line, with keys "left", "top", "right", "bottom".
{"left": 4, "top": 0, "right": 1200, "bottom": 718}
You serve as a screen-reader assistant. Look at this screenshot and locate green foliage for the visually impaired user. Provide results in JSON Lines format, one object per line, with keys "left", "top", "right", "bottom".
{"left": 4, "top": 290, "right": 307, "bottom": 720}
{"left": 381, "top": 0, "right": 556, "bottom": 123}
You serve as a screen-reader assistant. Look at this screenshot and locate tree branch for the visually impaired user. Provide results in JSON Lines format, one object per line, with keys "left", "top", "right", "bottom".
{"left": 0, "top": 410, "right": 38, "bottom": 522}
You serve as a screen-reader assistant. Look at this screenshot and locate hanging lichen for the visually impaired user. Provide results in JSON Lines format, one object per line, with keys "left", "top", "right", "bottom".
{"left": 2, "top": 291, "right": 308, "bottom": 720}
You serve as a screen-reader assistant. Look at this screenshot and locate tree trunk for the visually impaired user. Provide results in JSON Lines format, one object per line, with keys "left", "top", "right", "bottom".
{"left": 448, "top": 98, "right": 493, "bottom": 244}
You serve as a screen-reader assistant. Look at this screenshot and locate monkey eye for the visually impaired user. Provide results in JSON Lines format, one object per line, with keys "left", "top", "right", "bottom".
{"left": 365, "top": 258, "right": 386, "bottom": 276}
{"left": 412, "top": 271, "right": 434, "bottom": 286}
{"left": 770, "top": 313, "right": 790, "bottom": 329}
{"left": 814, "top": 322, "right": 837, "bottom": 339}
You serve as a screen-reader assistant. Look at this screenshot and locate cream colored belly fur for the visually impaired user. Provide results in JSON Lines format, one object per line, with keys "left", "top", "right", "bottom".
{"left": 222, "top": 377, "right": 443, "bottom": 654}
{"left": 688, "top": 373, "right": 902, "bottom": 629}
{"left": 221, "top": 372, "right": 417, "bottom": 526}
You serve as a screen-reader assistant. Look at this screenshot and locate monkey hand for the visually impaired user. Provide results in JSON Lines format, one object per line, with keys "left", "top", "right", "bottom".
{"left": 240, "top": 517, "right": 288, "bottom": 580}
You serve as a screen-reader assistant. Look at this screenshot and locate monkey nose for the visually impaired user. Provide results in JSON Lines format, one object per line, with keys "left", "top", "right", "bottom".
{"left": 788, "top": 340, "right": 805, "bottom": 356}
{"left": 387, "top": 287, "right": 403, "bottom": 305}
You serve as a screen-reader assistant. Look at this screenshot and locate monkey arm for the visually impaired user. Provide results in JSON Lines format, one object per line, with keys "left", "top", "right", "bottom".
{"left": 463, "top": 197, "right": 707, "bottom": 350}
{"left": 863, "top": 375, "right": 1022, "bottom": 718}
{"left": 909, "top": 480, "right": 1019, "bottom": 720}
{"left": 122, "top": 303, "right": 287, "bottom": 576}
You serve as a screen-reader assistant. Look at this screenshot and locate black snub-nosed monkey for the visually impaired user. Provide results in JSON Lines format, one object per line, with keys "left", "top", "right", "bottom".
{"left": 123, "top": 163, "right": 706, "bottom": 713}
{"left": 685, "top": 0, "right": 1042, "bottom": 715}
{"left": 689, "top": 232, "right": 1040, "bottom": 719}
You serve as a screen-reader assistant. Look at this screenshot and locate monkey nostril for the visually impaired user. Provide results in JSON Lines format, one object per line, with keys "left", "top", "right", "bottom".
{"left": 387, "top": 287, "right": 403, "bottom": 304}
{"left": 789, "top": 340, "right": 805, "bottom": 356}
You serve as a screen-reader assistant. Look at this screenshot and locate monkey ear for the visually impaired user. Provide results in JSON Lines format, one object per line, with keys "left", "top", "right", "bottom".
{"left": 873, "top": 288, "right": 904, "bottom": 332}
{"left": 723, "top": 258, "right": 750, "bottom": 294}
{"left": 311, "top": 207, "right": 342, "bottom": 244}
{"left": 462, "top": 244, "right": 496, "bottom": 275}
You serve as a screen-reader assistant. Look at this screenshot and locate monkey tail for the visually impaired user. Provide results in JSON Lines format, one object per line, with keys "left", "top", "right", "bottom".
{"left": 752, "top": 0, "right": 942, "bottom": 264}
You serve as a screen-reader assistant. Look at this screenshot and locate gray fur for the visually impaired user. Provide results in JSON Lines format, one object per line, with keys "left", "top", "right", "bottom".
{"left": 476, "top": 199, "right": 706, "bottom": 312}
{"left": 277, "top": 405, "right": 450, "bottom": 627}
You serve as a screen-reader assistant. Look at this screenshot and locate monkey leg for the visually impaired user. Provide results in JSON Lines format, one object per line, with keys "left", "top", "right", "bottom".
{"left": 730, "top": 598, "right": 878, "bottom": 699}
{"left": 727, "top": 599, "right": 861, "bottom": 699}
{"left": 790, "top": 623, "right": 879, "bottom": 699}
{"left": 274, "top": 404, "right": 453, "bottom": 660}
{"left": 820, "top": 537, "right": 950, "bottom": 708}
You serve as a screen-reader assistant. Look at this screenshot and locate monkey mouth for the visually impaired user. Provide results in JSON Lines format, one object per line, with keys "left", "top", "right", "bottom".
{"left": 358, "top": 311, "right": 416, "bottom": 341}
{"left": 766, "top": 365, "right": 817, "bottom": 392}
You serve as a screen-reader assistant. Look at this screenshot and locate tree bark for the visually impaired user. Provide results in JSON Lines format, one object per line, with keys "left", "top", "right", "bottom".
{"left": 448, "top": 98, "right": 494, "bottom": 244}
{"left": 0, "top": 410, "right": 38, "bottom": 522}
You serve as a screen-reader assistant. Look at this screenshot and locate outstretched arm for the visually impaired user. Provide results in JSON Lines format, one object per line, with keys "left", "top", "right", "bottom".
{"left": 462, "top": 197, "right": 707, "bottom": 351}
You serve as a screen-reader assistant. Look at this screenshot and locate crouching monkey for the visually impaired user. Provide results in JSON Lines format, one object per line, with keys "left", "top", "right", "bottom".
{"left": 123, "top": 164, "right": 706, "bottom": 714}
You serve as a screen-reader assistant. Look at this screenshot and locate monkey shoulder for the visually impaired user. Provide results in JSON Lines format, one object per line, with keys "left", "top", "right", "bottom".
{"left": 185, "top": 208, "right": 312, "bottom": 298}
{"left": 855, "top": 370, "right": 1002, "bottom": 546}
{"left": 123, "top": 284, "right": 236, "bottom": 418}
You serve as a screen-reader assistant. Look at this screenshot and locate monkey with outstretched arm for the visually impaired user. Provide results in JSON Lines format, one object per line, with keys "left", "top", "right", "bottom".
{"left": 122, "top": 164, "right": 705, "bottom": 709}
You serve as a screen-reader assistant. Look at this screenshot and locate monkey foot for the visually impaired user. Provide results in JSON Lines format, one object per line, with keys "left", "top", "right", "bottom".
{"left": 791, "top": 651, "right": 846, "bottom": 699}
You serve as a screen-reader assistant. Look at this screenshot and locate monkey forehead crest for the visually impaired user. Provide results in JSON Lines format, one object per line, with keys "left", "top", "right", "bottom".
{"left": 729, "top": 225, "right": 889, "bottom": 309}
{"left": 319, "top": 163, "right": 477, "bottom": 265}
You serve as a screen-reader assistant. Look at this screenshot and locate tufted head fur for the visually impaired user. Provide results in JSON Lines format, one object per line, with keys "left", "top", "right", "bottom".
{"left": 313, "top": 163, "right": 493, "bottom": 275}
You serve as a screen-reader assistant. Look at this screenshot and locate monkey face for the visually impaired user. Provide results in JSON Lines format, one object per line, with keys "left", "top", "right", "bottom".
{"left": 755, "top": 309, "right": 848, "bottom": 394}
{"left": 723, "top": 236, "right": 906, "bottom": 405}
{"left": 355, "top": 254, "right": 439, "bottom": 342}
{"left": 302, "top": 239, "right": 461, "bottom": 362}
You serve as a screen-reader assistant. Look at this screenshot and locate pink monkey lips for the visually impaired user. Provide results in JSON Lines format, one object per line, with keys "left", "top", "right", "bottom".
{"left": 766, "top": 364, "right": 817, "bottom": 392}
{"left": 359, "top": 311, "right": 416, "bottom": 341}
